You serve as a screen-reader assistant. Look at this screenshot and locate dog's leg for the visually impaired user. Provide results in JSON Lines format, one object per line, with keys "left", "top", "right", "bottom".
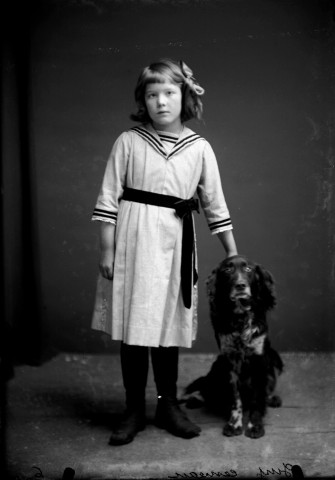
{"left": 244, "top": 356, "right": 267, "bottom": 439}
{"left": 266, "top": 372, "right": 282, "bottom": 408}
{"left": 245, "top": 410, "right": 265, "bottom": 439}
{"left": 266, "top": 348, "right": 283, "bottom": 408}
{"left": 223, "top": 371, "right": 243, "bottom": 437}
{"left": 223, "top": 396, "right": 243, "bottom": 436}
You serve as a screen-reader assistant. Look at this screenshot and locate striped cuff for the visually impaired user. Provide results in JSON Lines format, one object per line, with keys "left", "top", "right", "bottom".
{"left": 92, "top": 208, "right": 117, "bottom": 223}
{"left": 208, "top": 218, "right": 232, "bottom": 233}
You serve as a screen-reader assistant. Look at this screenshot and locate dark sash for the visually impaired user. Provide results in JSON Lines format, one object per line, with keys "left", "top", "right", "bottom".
{"left": 122, "top": 187, "right": 199, "bottom": 309}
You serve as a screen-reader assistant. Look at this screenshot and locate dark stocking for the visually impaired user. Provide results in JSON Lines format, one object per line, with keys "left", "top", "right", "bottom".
{"left": 109, "top": 343, "right": 148, "bottom": 446}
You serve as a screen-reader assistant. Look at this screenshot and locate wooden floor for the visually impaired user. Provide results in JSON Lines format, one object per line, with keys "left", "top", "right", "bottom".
{"left": 5, "top": 352, "right": 335, "bottom": 479}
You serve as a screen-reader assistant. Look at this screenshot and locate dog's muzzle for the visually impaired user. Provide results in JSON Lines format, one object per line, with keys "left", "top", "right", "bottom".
{"left": 230, "top": 295, "right": 252, "bottom": 313}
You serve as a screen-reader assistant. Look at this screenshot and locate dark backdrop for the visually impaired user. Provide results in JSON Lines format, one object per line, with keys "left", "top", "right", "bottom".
{"left": 2, "top": 0, "right": 335, "bottom": 362}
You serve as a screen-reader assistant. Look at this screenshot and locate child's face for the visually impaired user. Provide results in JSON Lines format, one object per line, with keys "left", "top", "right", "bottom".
{"left": 144, "top": 81, "right": 183, "bottom": 133}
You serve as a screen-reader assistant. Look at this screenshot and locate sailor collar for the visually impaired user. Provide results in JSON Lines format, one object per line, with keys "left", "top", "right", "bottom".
{"left": 130, "top": 124, "right": 204, "bottom": 159}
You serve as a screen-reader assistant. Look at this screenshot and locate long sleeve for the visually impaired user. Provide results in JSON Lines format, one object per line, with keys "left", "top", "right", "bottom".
{"left": 197, "top": 141, "right": 233, "bottom": 235}
{"left": 92, "top": 132, "right": 130, "bottom": 224}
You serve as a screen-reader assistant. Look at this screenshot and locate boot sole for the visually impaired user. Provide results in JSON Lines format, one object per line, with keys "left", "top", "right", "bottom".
{"left": 154, "top": 419, "right": 201, "bottom": 439}
{"left": 108, "top": 423, "right": 146, "bottom": 446}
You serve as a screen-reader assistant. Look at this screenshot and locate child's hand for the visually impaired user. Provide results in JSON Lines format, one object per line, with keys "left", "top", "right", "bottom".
{"left": 99, "top": 222, "right": 116, "bottom": 280}
{"left": 99, "top": 251, "right": 115, "bottom": 280}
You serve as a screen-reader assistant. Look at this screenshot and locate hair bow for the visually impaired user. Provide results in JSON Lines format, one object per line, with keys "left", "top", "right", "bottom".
{"left": 180, "top": 60, "right": 205, "bottom": 96}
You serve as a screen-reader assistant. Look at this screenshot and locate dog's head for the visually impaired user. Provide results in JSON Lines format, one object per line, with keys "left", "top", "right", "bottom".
{"left": 208, "top": 255, "right": 276, "bottom": 315}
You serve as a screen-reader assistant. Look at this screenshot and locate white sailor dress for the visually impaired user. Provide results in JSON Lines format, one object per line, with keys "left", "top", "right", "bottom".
{"left": 91, "top": 123, "right": 233, "bottom": 348}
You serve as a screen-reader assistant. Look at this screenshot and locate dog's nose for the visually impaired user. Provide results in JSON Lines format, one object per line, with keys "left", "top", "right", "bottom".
{"left": 235, "top": 281, "right": 247, "bottom": 291}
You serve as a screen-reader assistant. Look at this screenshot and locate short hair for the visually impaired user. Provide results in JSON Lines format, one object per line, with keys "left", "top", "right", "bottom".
{"left": 130, "top": 58, "right": 204, "bottom": 123}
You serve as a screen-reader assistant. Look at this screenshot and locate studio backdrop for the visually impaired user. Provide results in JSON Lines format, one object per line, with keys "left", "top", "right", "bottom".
{"left": 2, "top": 0, "right": 335, "bottom": 362}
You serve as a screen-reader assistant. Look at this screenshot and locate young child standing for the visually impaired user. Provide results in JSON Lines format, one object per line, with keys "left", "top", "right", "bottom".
{"left": 91, "top": 58, "right": 238, "bottom": 445}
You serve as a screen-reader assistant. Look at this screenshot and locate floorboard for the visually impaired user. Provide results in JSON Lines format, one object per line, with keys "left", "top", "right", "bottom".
{"left": 4, "top": 352, "right": 335, "bottom": 479}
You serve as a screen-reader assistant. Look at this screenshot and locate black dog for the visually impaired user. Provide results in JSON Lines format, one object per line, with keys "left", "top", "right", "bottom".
{"left": 182, "top": 255, "right": 283, "bottom": 439}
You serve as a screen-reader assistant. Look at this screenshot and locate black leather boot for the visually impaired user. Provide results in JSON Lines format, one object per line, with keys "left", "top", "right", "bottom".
{"left": 109, "top": 343, "right": 148, "bottom": 446}
{"left": 151, "top": 346, "right": 201, "bottom": 439}
{"left": 155, "top": 394, "right": 201, "bottom": 438}
{"left": 108, "top": 402, "right": 146, "bottom": 446}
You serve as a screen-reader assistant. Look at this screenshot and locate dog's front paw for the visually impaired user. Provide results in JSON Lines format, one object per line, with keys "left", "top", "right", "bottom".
{"left": 223, "top": 423, "right": 243, "bottom": 437}
{"left": 245, "top": 422, "right": 265, "bottom": 439}
{"left": 267, "top": 394, "right": 282, "bottom": 408}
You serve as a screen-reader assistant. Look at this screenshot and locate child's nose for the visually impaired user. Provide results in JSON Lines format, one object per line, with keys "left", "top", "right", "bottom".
{"left": 157, "top": 94, "right": 166, "bottom": 106}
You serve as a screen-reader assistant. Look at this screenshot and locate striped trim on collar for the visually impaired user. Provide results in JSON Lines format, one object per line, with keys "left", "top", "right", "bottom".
{"left": 171, "top": 133, "right": 203, "bottom": 156}
{"left": 130, "top": 126, "right": 204, "bottom": 159}
{"left": 131, "top": 126, "right": 166, "bottom": 157}
{"left": 156, "top": 131, "right": 179, "bottom": 144}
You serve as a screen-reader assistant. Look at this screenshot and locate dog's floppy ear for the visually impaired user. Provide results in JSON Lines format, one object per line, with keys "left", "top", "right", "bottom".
{"left": 206, "top": 269, "right": 217, "bottom": 301}
{"left": 253, "top": 264, "right": 276, "bottom": 311}
{"left": 206, "top": 266, "right": 220, "bottom": 322}
{"left": 206, "top": 260, "right": 231, "bottom": 305}
{"left": 206, "top": 261, "right": 230, "bottom": 337}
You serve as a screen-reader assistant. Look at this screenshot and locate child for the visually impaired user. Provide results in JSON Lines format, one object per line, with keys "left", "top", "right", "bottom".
{"left": 91, "top": 58, "right": 238, "bottom": 445}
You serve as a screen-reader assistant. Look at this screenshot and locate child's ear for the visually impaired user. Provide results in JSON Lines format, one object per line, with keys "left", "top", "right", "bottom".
{"left": 254, "top": 264, "right": 277, "bottom": 311}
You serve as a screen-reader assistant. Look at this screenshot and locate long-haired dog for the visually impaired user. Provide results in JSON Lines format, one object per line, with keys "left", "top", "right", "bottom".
{"left": 181, "top": 255, "right": 283, "bottom": 439}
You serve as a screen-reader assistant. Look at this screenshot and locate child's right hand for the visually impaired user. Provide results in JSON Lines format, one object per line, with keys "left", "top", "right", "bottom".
{"left": 99, "top": 222, "right": 116, "bottom": 280}
{"left": 99, "top": 251, "right": 115, "bottom": 280}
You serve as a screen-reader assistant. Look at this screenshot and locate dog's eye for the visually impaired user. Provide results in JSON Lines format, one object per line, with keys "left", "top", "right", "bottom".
{"left": 224, "top": 267, "right": 233, "bottom": 274}
{"left": 244, "top": 266, "right": 252, "bottom": 272}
